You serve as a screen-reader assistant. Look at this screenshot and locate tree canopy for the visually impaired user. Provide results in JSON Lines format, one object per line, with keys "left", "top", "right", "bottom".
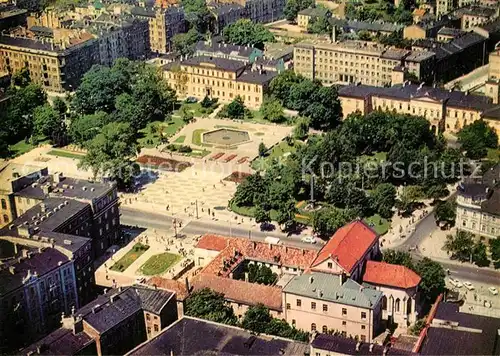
{"left": 284, "top": 0, "right": 314, "bottom": 21}
{"left": 458, "top": 119, "right": 498, "bottom": 159}
{"left": 222, "top": 19, "right": 275, "bottom": 50}
{"left": 184, "top": 288, "right": 238, "bottom": 325}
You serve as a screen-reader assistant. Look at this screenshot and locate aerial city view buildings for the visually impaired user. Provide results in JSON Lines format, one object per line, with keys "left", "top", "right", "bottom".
{"left": 0, "top": 0, "right": 499, "bottom": 354}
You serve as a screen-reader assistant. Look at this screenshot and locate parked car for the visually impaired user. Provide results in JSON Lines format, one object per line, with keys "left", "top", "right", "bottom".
{"left": 463, "top": 281, "right": 475, "bottom": 290}
{"left": 185, "top": 96, "right": 198, "bottom": 103}
{"left": 488, "top": 287, "right": 498, "bottom": 295}
{"left": 301, "top": 236, "right": 317, "bottom": 244}
{"left": 448, "top": 278, "right": 463, "bottom": 288}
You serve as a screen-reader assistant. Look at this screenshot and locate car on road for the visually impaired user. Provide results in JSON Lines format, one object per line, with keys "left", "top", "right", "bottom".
{"left": 463, "top": 281, "right": 475, "bottom": 290}
{"left": 448, "top": 278, "right": 463, "bottom": 288}
{"left": 301, "top": 236, "right": 317, "bottom": 244}
{"left": 488, "top": 287, "right": 498, "bottom": 295}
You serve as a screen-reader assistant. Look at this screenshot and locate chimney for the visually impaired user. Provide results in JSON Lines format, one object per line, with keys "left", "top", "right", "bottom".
{"left": 110, "top": 294, "right": 118, "bottom": 303}
{"left": 317, "top": 289, "right": 323, "bottom": 298}
{"left": 22, "top": 249, "right": 29, "bottom": 258}
{"left": 40, "top": 203, "right": 46, "bottom": 213}
{"left": 309, "top": 276, "right": 314, "bottom": 284}
{"left": 356, "top": 342, "right": 361, "bottom": 352}
{"left": 244, "top": 272, "right": 249, "bottom": 282}
{"left": 369, "top": 344, "right": 374, "bottom": 353}
{"left": 9, "top": 266, "right": 15, "bottom": 274}
{"left": 103, "top": 288, "right": 108, "bottom": 295}
{"left": 185, "top": 277, "right": 191, "bottom": 292}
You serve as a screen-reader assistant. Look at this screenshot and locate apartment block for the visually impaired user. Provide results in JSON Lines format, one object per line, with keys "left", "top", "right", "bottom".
{"left": 209, "top": 3, "right": 246, "bottom": 35}
{"left": 338, "top": 83, "right": 500, "bottom": 133}
{"left": 213, "top": 0, "right": 286, "bottom": 23}
{"left": 0, "top": 31, "right": 100, "bottom": 92}
{"left": 0, "top": 247, "right": 78, "bottom": 352}
{"left": 455, "top": 5, "right": 499, "bottom": 30}
{"left": 403, "top": 15, "right": 460, "bottom": 40}
{"left": 130, "top": 6, "right": 185, "bottom": 54}
{"left": 20, "top": 286, "right": 178, "bottom": 356}
{"left": 293, "top": 40, "right": 412, "bottom": 87}
{"left": 163, "top": 55, "right": 278, "bottom": 108}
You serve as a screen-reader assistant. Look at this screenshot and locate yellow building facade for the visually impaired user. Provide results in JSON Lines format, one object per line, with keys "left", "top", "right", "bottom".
{"left": 163, "top": 56, "right": 276, "bottom": 109}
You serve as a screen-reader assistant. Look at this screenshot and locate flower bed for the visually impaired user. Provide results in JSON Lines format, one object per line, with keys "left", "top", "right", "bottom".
{"left": 224, "top": 171, "right": 252, "bottom": 183}
{"left": 136, "top": 155, "right": 192, "bottom": 172}
{"left": 210, "top": 152, "right": 224, "bottom": 160}
{"left": 223, "top": 154, "right": 237, "bottom": 163}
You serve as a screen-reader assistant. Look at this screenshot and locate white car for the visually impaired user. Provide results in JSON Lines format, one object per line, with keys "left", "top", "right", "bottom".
{"left": 463, "top": 282, "right": 475, "bottom": 290}
{"left": 448, "top": 278, "right": 463, "bottom": 288}
{"left": 301, "top": 236, "right": 317, "bottom": 244}
{"left": 488, "top": 287, "right": 498, "bottom": 295}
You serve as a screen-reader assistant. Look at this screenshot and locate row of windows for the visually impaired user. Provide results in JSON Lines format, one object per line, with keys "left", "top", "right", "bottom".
{"left": 289, "top": 300, "right": 367, "bottom": 319}
{"left": 307, "top": 324, "right": 367, "bottom": 341}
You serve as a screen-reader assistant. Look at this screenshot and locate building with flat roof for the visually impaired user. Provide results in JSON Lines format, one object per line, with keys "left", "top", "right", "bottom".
{"left": 194, "top": 38, "right": 264, "bottom": 63}
{"left": 163, "top": 54, "right": 278, "bottom": 108}
{"left": 127, "top": 316, "right": 310, "bottom": 355}
{"left": 20, "top": 286, "right": 178, "bottom": 356}
{"left": 0, "top": 247, "right": 77, "bottom": 352}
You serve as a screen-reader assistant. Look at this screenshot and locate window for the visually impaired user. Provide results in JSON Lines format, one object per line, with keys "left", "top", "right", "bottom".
{"left": 297, "top": 299, "right": 301, "bottom": 307}
{"left": 147, "top": 327, "right": 151, "bottom": 334}
{"left": 361, "top": 312, "right": 367, "bottom": 320}
{"left": 395, "top": 299, "right": 401, "bottom": 313}
{"left": 146, "top": 313, "right": 150, "bottom": 321}
{"left": 341, "top": 331, "right": 347, "bottom": 337}
{"left": 323, "top": 304, "right": 328, "bottom": 312}
{"left": 1, "top": 199, "right": 6, "bottom": 210}
{"left": 292, "top": 319, "right": 296, "bottom": 326}
{"left": 382, "top": 296, "right": 387, "bottom": 310}
{"left": 322, "top": 325, "right": 328, "bottom": 333}
{"left": 286, "top": 303, "right": 291, "bottom": 310}
{"left": 154, "top": 324, "right": 159, "bottom": 332}
{"left": 3, "top": 215, "right": 8, "bottom": 223}
{"left": 311, "top": 302, "right": 316, "bottom": 310}
{"left": 342, "top": 321, "right": 347, "bottom": 326}
{"left": 342, "top": 308, "right": 347, "bottom": 316}
{"left": 327, "top": 262, "right": 333, "bottom": 269}
{"left": 311, "top": 323, "right": 316, "bottom": 331}
{"left": 361, "top": 325, "right": 366, "bottom": 330}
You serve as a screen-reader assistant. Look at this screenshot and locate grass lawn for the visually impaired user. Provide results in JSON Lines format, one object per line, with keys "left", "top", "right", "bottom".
{"left": 137, "top": 117, "right": 185, "bottom": 148}
{"left": 230, "top": 202, "right": 311, "bottom": 225}
{"left": 192, "top": 129, "right": 208, "bottom": 146}
{"left": 8, "top": 140, "right": 35, "bottom": 157}
{"left": 174, "top": 135, "right": 186, "bottom": 143}
{"left": 47, "top": 149, "right": 85, "bottom": 159}
{"left": 360, "top": 151, "right": 387, "bottom": 163}
{"left": 174, "top": 102, "right": 207, "bottom": 118}
{"left": 251, "top": 140, "right": 298, "bottom": 170}
{"left": 110, "top": 243, "right": 149, "bottom": 272}
{"left": 487, "top": 148, "right": 500, "bottom": 162}
{"left": 364, "top": 214, "right": 390, "bottom": 235}
{"left": 140, "top": 252, "right": 181, "bottom": 276}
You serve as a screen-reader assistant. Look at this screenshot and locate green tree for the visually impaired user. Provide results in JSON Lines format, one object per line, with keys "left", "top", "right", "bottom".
{"left": 247, "top": 263, "right": 278, "bottom": 285}
{"left": 222, "top": 19, "right": 275, "bottom": 50}
{"left": 231, "top": 173, "right": 267, "bottom": 207}
{"left": 254, "top": 205, "right": 271, "bottom": 225}
{"left": 258, "top": 142, "right": 267, "bottom": 157}
{"left": 312, "top": 207, "right": 357, "bottom": 238}
{"left": 184, "top": 288, "right": 237, "bottom": 325}
{"left": 383, "top": 250, "right": 414, "bottom": 270}
{"left": 357, "top": 30, "right": 372, "bottom": 40}
{"left": 79, "top": 122, "right": 139, "bottom": 189}
{"left": 489, "top": 238, "right": 500, "bottom": 268}
{"left": 415, "top": 258, "right": 446, "bottom": 303}
{"left": 444, "top": 230, "right": 474, "bottom": 262}
{"left": 32, "top": 104, "right": 66, "bottom": 145}
{"left": 69, "top": 111, "right": 110, "bottom": 147}
{"left": 284, "top": 0, "right": 314, "bottom": 21}
{"left": 221, "top": 96, "right": 246, "bottom": 120}
{"left": 242, "top": 304, "right": 273, "bottom": 333}
{"left": 260, "top": 98, "right": 285, "bottom": 123}
{"left": 396, "top": 185, "right": 424, "bottom": 214}
{"left": 472, "top": 240, "right": 490, "bottom": 267}
{"left": 172, "top": 28, "right": 201, "bottom": 56}
{"left": 293, "top": 117, "right": 309, "bottom": 140}
{"left": 11, "top": 67, "right": 31, "bottom": 88}
{"left": 52, "top": 97, "right": 68, "bottom": 119}
{"left": 371, "top": 183, "right": 396, "bottom": 219}
{"left": 434, "top": 199, "right": 456, "bottom": 228}
{"left": 307, "top": 16, "right": 331, "bottom": 34}
{"left": 458, "top": 119, "right": 498, "bottom": 159}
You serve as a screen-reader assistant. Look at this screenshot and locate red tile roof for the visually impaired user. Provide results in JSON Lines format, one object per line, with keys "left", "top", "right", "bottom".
{"left": 191, "top": 274, "right": 282, "bottom": 311}
{"left": 146, "top": 277, "right": 189, "bottom": 301}
{"left": 311, "top": 220, "right": 379, "bottom": 273}
{"left": 198, "top": 235, "right": 317, "bottom": 277}
{"left": 363, "top": 261, "right": 421, "bottom": 289}
{"left": 195, "top": 234, "right": 230, "bottom": 251}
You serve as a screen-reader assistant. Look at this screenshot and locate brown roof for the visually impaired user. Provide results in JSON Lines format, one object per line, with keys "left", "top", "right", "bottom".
{"left": 195, "top": 234, "right": 230, "bottom": 251}
{"left": 191, "top": 274, "right": 282, "bottom": 311}
{"left": 146, "top": 277, "right": 189, "bottom": 301}
{"left": 198, "top": 235, "right": 317, "bottom": 277}
{"left": 363, "top": 261, "right": 421, "bottom": 289}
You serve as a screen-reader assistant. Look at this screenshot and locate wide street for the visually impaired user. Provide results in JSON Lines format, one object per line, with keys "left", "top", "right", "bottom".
{"left": 120, "top": 206, "right": 320, "bottom": 250}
